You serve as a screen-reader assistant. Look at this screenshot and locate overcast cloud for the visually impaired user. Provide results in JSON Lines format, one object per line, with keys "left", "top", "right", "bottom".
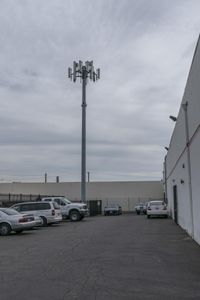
{"left": 0, "top": 0, "right": 200, "bottom": 182}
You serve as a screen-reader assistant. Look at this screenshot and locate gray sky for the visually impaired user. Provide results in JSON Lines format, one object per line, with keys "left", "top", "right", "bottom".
{"left": 0, "top": 0, "right": 200, "bottom": 182}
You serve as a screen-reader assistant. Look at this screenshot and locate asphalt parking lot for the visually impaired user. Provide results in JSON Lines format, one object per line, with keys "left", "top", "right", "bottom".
{"left": 1, "top": 214, "right": 200, "bottom": 300}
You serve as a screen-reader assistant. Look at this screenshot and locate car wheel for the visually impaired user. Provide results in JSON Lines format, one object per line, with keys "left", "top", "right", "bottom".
{"left": 40, "top": 216, "right": 48, "bottom": 227}
{"left": 69, "top": 210, "right": 81, "bottom": 222}
{"left": 147, "top": 215, "right": 150, "bottom": 218}
{"left": 136, "top": 211, "right": 140, "bottom": 215}
{"left": 0, "top": 223, "right": 12, "bottom": 236}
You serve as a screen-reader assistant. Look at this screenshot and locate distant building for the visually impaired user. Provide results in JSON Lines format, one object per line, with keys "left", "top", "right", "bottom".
{"left": 163, "top": 35, "right": 200, "bottom": 244}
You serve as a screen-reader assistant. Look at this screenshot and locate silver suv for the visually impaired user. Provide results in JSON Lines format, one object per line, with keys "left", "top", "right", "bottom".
{"left": 41, "top": 197, "right": 88, "bottom": 221}
{"left": 11, "top": 201, "right": 62, "bottom": 226}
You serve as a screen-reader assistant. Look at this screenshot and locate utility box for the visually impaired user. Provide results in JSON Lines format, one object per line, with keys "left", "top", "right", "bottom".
{"left": 88, "top": 200, "right": 102, "bottom": 216}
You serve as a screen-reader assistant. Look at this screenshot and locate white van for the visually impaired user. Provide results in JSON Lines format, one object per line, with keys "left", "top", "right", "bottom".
{"left": 41, "top": 197, "right": 88, "bottom": 221}
{"left": 11, "top": 201, "right": 62, "bottom": 226}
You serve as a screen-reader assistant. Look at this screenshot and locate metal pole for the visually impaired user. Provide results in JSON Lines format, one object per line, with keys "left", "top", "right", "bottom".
{"left": 81, "top": 67, "right": 87, "bottom": 203}
{"left": 68, "top": 61, "right": 100, "bottom": 204}
{"left": 182, "top": 102, "right": 194, "bottom": 238}
{"left": 164, "top": 155, "right": 168, "bottom": 204}
{"left": 87, "top": 171, "right": 90, "bottom": 182}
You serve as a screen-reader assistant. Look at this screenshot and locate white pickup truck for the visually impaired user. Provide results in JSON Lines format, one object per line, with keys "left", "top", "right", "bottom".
{"left": 41, "top": 197, "right": 88, "bottom": 221}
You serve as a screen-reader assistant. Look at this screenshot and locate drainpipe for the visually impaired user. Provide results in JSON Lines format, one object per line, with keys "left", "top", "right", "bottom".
{"left": 164, "top": 155, "right": 168, "bottom": 204}
{"left": 182, "top": 102, "right": 194, "bottom": 238}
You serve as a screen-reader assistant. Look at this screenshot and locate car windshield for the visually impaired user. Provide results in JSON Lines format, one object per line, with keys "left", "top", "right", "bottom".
{"left": 62, "top": 198, "right": 71, "bottom": 204}
{"left": 53, "top": 202, "right": 60, "bottom": 209}
{"left": 150, "top": 202, "right": 164, "bottom": 206}
{"left": 0, "top": 208, "right": 20, "bottom": 215}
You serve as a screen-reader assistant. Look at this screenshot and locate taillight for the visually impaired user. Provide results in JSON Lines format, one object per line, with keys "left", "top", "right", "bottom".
{"left": 52, "top": 210, "right": 55, "bottom": 216}
{"left": 19, "top": 218, "right": 28, "bottom": 223}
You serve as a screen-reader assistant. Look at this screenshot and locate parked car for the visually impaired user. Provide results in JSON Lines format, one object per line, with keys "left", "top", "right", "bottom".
{"left": 104, "top": 205, "right": 122, "bottom": 216}
{"left": 41, "top": 197, "right": 88, "bottom": 221}
{"left": 34, "top": 216, "right": 43, "bottom": 227}
{"left": 146, "top": 201, "right": 168, "bottom": 218}
{"left": 0, "top": 208, "right": 36, "bottom": 236}
{"left": 11, "top": 202, "right": 62, "bottom": 226}
{"left": 135, "top": 203, "right": 147, "bottom": 215}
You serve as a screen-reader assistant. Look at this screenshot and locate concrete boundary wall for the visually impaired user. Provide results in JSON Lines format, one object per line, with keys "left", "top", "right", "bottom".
{"left": 0, "top": 181, "right": 163, "bottom": 212}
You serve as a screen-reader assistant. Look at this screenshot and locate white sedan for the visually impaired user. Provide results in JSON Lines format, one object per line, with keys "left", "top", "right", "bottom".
{"left": 0, "top": 208, "right": 37, "bottom": 236}
{"left": 146, "top": 201, "right": 168, "bottom": 218}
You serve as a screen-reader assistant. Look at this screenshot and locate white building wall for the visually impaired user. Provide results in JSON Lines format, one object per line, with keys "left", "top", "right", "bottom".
{"left": 184, "top": 39, "right": 200, "bottom": 138}
{"left": 166, "top": 151, "right": 192, "bottom": 234}
{"left": 165, "top": 36, "right": 200, "bottom": 244}
{"left": 190, "top": 131, "right": 200, "bottom": 242}
{"left": 166, "top": 110, "right": 186, "bottom": 173}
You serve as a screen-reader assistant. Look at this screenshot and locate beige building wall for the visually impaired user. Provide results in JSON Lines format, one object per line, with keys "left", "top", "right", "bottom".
{"left": 0, "top": 181, "right": 163, "bottom": 212}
